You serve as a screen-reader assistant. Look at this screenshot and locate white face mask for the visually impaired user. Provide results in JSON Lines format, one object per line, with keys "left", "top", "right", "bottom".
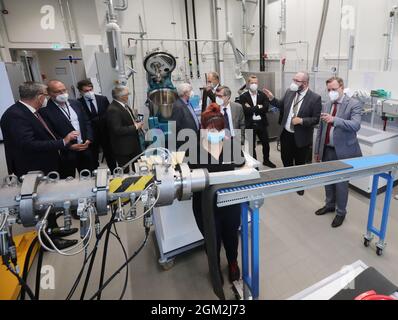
{"left": 216, "top": 96, "right": 224, "bottom": 107}
{"left": 83, "top": 91, "right": 95, "bottom": 100}
{"left": 41, "top": 96, "right": 48, "bottom": 108}
{"left": 329, "top": 90, "right": 340, "bottom": 102}
{"left": 249, "top": 84, "right": 258, "bottom": 92}
{"left": 290, "top": 82, "right": 300, "bottom": 92}
{"left": 55, "top": 93, "right": 69, "bottom": 103}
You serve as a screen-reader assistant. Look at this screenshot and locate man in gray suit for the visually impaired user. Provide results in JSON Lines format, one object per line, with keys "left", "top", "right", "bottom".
{"left": 215, "top": 86, "right": 245, "bottom": 145}
{"left": 314, "top": 77, "right": 362, "bottom": 228}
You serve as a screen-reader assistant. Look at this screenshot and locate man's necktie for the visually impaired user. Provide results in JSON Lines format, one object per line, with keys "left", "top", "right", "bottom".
{"left": 34, "top": 112, "right": 57, "bottom": 140}
{"left": 124, "top": 104, "right": 136, "bottom": 121}
{"left": 223, "top": 107, "right": 231, "bottom": 131}
{"left": 324, "top": 103, "right": 338, "bottom": 146}
{"left": 88, "top": 98, "right": 98, "bottom": 116}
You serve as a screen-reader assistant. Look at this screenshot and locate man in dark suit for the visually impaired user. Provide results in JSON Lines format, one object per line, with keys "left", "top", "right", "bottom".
{"left": 0, "top": 82, "right": 79, "bottom": 249}
{"left": 170, "top": 83, "right": 201, "bottom": 149}
{"left": 107, "top": 86, "right": 144, "bottom": 168}
{"left": 314, "top": 77, "right": 362, "bottom": 228}
{"left": 239, "top": 75, "right": 276, "bottom": 168}
{"left": 77, "top": 79, "right": 116, "bottom": 172}
{"left": 265, "top": 72, "right": 322, "bottom": 194}
{"left": 42, "top": 80, "right": 94, "bottom": 179}
{"left": 201, "top": 71, "right": 221, "bottom": 112}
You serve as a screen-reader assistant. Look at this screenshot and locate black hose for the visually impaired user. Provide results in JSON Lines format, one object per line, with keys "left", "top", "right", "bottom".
{"left": 97, "top": 220, "right": 112, "bottom": 300}
{"left": 111, "top": 224, "right": 129, "bottom": 300}
{"left": 191, "top": 0, "right": 200, "bottom": 78}
{"left": 88, "top": 228, "right": 150, "bottom": 300}
{"left": 34, "top": 247, "right": 44, "bottom": 299}
{"left": 3, "top": 257, "right": 36, "bottom": 300}
{"left": 20, "top": 237, "right": 38, "bottom": 300}
{"left": 184, "top": 0, "right": 193, "bottom": 78}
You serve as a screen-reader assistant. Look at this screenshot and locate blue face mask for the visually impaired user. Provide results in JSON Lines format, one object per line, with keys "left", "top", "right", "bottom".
{"left": 207, "top": 130, "right": 225, "bottom": 144}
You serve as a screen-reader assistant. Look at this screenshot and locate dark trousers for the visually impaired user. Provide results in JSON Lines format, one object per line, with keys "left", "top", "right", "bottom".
{"left": 91, "top": 132, "right": 117, "bottom": 172}
{"left": 280, "top": 129, "right": 309, "bottom": 167}
{"left": 59, "top": 150, "right": 94, "bottom": 179}
{"left": 323, "top": 146, "right": 349, "bottom": 216}
{"left": 251, "top": 124, "right": 270, "bottom": 161}
{"left": 193, "top": 193, "right": 241, "bottom": 264}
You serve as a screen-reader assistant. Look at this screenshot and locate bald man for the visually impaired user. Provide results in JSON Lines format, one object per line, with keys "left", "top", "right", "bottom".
{"left": 41, "top": 80, "right": 94, "bottom": 178}
{"left": 264, "top": 72, "right": 322, "bottom": 195}
{"left": 201, "top": 71, "right": 221, "bottom": 112}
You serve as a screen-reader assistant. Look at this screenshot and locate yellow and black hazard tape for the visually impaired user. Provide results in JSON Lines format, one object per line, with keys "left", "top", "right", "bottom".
{"left": 109, "top": 175, "right": 155, "bottom": 194}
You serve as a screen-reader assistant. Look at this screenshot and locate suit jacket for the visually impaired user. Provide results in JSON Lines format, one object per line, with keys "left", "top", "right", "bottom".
{"left": 228, "top": 101, "right": 246, "bottom": 145}
{"left": 270, "top": 89, "right": 322, "bottom": 148}
{"left": 239, "top": 90, "right": 270, "bottom": 128}
{"left": 0, "top": 101, "right": 64, "bottom": 178}
{"left": 41, "top": 99, "right": 94, "bottom": 143}
{"left": 78, "top": 94, "right": 110, "bottom": 123}
{"left": 106, "top": 100, "right": 141, "bottom": 157}
{"left": 315, "top": 95, "right": 362, "bottom": 160}
{"left": 171, "top": 97, "right": 200, "bottom": 136}
{"left": 201, "top": 84, "right": 221, "bottom": 112}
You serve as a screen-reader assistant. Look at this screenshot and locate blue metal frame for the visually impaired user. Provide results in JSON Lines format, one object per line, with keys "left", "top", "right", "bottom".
{"left": 241, "top": 202, "right": 260, "bottom": 299}
{"left": 366, "top": 172, "right": 395, "bottom": 244}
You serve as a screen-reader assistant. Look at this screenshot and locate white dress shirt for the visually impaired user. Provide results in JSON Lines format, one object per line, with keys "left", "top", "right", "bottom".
{"left": 221, "top": 103, "right": 235, "bottom": 137}
{"left": 250, "top": 91, "right": 262, "bottom": 121}
{"left": 285, "top": 88, "right": 309, "bottom": 133}
{"left": 19, "top": 100, "right": 37, "bottom": 114}
{"left": 327, "top": 95, "right": 345, "bottom": 147}
{"left": 54, "top": 100, "right": 82, "bottom": 143}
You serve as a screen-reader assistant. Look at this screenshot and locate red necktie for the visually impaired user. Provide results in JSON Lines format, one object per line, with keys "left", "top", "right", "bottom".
{"left": 35, "top": 112, "right": 57, "bottom": 140}
{"left": 324, "top": 103, "right": 337, "bottom": 146}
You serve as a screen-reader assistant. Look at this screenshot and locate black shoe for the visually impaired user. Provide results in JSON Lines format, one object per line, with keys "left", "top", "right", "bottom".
{"left": 315, "top": 206, "right": 335, "bottom": 216}
{"left": 263, "top": 160, "right": 277, "bottom": 168}
{"left": 297, "top": 190, "right": 305, "bottom": 196}
{"left": 47, "top": 227, "right": 78, "bottom": 238}
{"left": 331, "top": 215, "right": 345, "bottom": 228}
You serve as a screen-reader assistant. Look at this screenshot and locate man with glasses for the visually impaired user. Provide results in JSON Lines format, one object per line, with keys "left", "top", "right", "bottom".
{"left": 314, "top": 77, "right": 362, "bottom": 228}
{"left": 264, "top": 71, "right": 322, "bottom": 195}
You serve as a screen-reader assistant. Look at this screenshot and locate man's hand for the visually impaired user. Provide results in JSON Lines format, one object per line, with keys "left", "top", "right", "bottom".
{"left": 291, "top": 117, "right": 303, "bottom": 126}
{"left": 63, "top": 131, "right": 80, "bottom": 144}
{"left": 314, "top": 154, "right": 321, "bottom": 163}
{"left": 321, "top": 113, "right": 335, "bottom": 124}
{"left": 135, "top": 122, "right": 144, "bottom": 130}
{"left": 69, "top": 140, "right": 90, "bottom": 152}
{"left": 263, "top": 88, "right": 274, "bottom": 100}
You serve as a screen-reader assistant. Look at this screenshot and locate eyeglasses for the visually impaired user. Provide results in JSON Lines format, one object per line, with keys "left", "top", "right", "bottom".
{"left": 327, "top": 86, "right": 341, "bottom": 92}
{"left": 293, "top": 79, "right": 306, "bottom": 83}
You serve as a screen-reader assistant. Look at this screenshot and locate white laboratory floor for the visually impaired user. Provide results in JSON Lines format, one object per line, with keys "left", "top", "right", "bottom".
{"left": 1, "top": 141, "right": 398, "bottom": 300}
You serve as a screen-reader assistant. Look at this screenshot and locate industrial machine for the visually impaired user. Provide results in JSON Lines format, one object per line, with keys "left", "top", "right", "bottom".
{"left": 144, "top": 51, "right": 178, "bottom": 136}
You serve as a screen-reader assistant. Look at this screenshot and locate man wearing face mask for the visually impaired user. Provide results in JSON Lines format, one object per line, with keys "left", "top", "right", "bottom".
{"left": 314, "top": 77, "right": 362, "bottom": 228}
{"left": 77, "top": 79, "right": 116, "bottom": 172}
{"left": 215, "top": 86, "right": 245, "bottom": 146}
{"left": 170, "top": 83, "right": 201, "bottom": 149}
{"left": 201, "top": 71, "right": 221, "bottom": 112}
{"left": 239, "top": 75, "right": 276, "bottom": 168}
{"left": 107, "top": 86, "right": 144, "bottom": 168}
{"left": 42, "top": 80, "right": 94, "bottom": 179}
{"left": 1, "top": 82, "right": 79, "bottom": 249}
{"left": 264, "top": 72, "right": 322, "bottom": 195}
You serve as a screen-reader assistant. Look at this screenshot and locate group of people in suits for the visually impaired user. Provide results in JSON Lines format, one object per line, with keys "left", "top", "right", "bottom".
{"left": 0, "top": 80, "right": 144, "bottom": 249}
{"left": 173, "top": 71, "right": 362, "bottom": 228}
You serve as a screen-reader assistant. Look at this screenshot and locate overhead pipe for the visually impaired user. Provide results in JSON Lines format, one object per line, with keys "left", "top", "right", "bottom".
{"left": 114, "top": 0, "right": 128, "bottom": 11}
{"left": 384, "top": 6, "right": 397, "bottom": 72}
{"left": 241, "top": 0, "right": 248, "bottom": 62}
{"left": 58, "top": 0, "right": 76, "bottom": 47}
{"left": 184, "top": 0, "right": 194, "bottom": 79}
{"left": 259, "top": 0, "right": 265, "bottom": 71}
{"left": 105, "top": 0, "right": 130, "bottom": 85}
{"left": 210, "top": 0, "right": 221, "bottom": 76}
{"left": 278, "top": 0, "right": 287, "bottom": 45}
{"left": 191, "top": 0, "right": 201, "bottom": 78}
{"left": 312, "top": 0, "right": 330, "bottom": 72}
